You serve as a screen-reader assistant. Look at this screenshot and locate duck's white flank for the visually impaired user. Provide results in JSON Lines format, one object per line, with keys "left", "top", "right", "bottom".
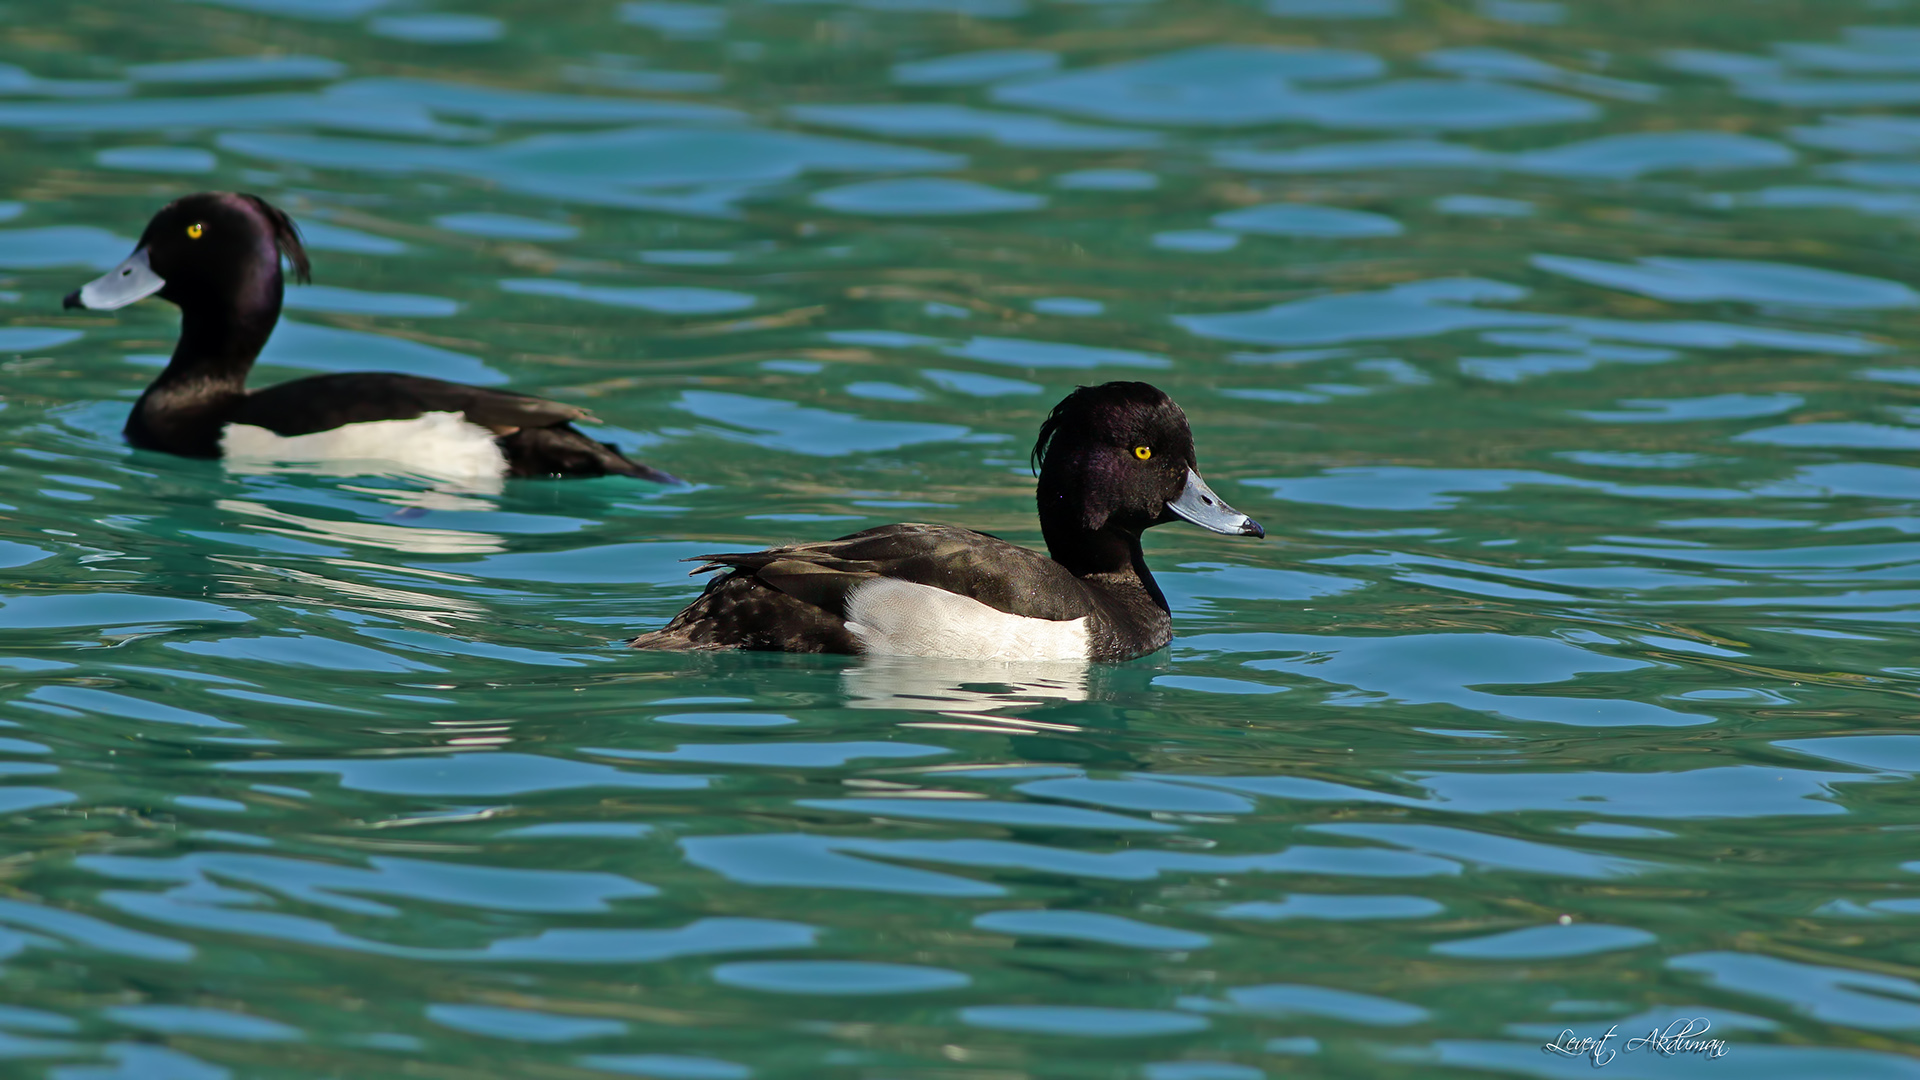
{"left": 220, "top": 411, "right": 507, "bottom": 480}
{"left": 845, "top": 578, "right": 1090, "bottom": 662}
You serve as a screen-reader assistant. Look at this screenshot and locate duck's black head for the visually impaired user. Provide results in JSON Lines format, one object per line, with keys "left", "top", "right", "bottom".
{"left": 63, "top": 192, "right": 309, "bottom": 315}
{"left": 1033, "top": 382, "right": 1263, "bottom": 568}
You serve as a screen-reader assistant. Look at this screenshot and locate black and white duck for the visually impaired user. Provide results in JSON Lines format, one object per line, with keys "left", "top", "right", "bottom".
{"left": 631, "top": 381, "right": 1263, "bottom": 662}
{"left": 65, "top": 192, "right": 675, "bottom": 483}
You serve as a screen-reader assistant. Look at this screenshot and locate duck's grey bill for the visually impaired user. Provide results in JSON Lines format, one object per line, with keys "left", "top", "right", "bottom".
{"left": 1169, "top": 467, "right": 1265, "bottom": 538}
{"left": 65, "top": 248, "right": 163, "bottom": 311}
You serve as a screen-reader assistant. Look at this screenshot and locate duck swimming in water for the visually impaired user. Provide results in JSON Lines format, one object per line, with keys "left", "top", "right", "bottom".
{"left": 631, "top": 381, "right": 1263, "bottom": 662}
{"left": 64, "top": 192, "right": 676, "bottom": 483}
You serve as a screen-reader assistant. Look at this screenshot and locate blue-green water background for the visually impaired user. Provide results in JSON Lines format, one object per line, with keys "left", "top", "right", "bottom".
{"left": 3, "top": 0, "right": 1920, "bottom": 1076}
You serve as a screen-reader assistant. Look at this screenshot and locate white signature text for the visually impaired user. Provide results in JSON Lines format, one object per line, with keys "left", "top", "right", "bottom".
{"left": 1542, "top": 1018, "right": 1730, "bottom": 1066}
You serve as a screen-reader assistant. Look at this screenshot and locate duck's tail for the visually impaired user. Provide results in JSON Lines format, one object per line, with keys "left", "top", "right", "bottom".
{"left": 500, "top": 424, "right": 679, "bottom": 483}
{"left": 627, "top": 627, "right": 727, "bottom": 651}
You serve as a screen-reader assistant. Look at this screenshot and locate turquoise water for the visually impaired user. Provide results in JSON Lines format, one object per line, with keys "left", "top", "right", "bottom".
{"left": 3, "top": 0, "right": 1920, "bottom": 1076}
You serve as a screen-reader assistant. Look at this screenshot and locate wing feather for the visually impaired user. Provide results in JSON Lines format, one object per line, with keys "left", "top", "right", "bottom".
{"left": 690, "top": 523, "right": 1092, "bottom": 622}
{"left": 234, "top": 373, "right": 589, "bottom": 436}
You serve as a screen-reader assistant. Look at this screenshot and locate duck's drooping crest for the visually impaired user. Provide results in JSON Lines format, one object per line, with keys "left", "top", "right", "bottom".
{"left": 64, "top": 192, "right": 676, "bottom": 484}
{"left": 631, "top": 381, "right": 1262, "bottom": 663}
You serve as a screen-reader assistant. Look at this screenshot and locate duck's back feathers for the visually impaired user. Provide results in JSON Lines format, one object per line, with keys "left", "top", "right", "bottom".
{"left": 235, "top": 373, "right": 588, "bottom": 435}
{"left": 631, "top": 524, "right": 1098, "bottom": 654}
{"left": 697, "top": 524, "right": 1096, "bottom": 620}
{"left": 229, "top": 373, "right": 674, "bottom": 481}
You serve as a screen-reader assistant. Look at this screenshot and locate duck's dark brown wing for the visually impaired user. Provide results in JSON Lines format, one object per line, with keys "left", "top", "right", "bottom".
{"left": 236, "top": 373, "right": 586, "bottom": 433}
{"left": 232, "top": 373, "right": 676, "bottom": 481}
{"left": 629, "top": 523, "right": 1094, "bottom": 653}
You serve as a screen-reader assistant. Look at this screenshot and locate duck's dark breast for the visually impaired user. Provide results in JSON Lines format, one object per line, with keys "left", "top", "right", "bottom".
{"left": 1082, "top": 584, "right": 1174, "bottom": 661}
{"left": 125, "top": 385, "right": 244, "bottom": 458}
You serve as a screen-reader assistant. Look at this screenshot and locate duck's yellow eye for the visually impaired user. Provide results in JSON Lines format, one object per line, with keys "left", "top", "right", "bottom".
{"left": 1133, "top": 446, "right": 1152, "bottom": 460}
{"left": 186, "top": 223, "right": 204, "bottom": 239}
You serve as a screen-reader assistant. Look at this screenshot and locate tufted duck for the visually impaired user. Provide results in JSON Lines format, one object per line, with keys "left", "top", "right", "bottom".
{"left": 630, "top": 381, "right": 1262, "bottom": 662}
{"left": 64, "top": 192, "right": 676, "bottom": 483}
